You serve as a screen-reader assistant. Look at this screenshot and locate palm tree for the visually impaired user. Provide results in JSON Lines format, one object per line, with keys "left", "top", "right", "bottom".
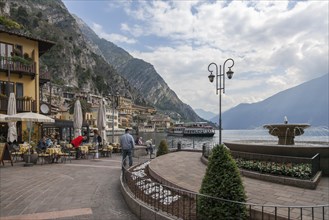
{"left": 68, "top": 98, "right": 91, "bottom": 121}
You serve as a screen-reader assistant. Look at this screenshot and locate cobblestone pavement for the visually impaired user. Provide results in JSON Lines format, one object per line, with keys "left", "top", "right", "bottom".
{"left": 0, "top": 154, "right": 142, "bottom": 220}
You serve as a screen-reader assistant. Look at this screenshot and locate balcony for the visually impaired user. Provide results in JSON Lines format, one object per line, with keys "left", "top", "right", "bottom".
{"left": 39, "top": 71, "right": 51, "bottom": 85}
{"left": 0, "top": 56, "right": 36, "bottom": 79}
{"left": 0, "top": 97, "right": 37, "bottom": 112}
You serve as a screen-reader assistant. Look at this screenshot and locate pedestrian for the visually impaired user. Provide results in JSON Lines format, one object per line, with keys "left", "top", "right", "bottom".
{"left": 120, "top": 128, "right": 135, "bottom": 167}
{"left": 93, "top": 129, "right": 99, "bottom": 146}
{"left": 145, "top": 139, "right": 153, "bottom": 155}
{"left": 71, "top": 135, "right": 87, "bottom": 159}
{"left": 135, "top": 136, "right": 143, "bottom": 145}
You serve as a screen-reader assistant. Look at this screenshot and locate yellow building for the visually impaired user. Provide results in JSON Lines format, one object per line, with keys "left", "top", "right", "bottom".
{"left": 117, "top": 96, "right": 133, "bottom": 128}
{"left": 0, "top": 27, "right": 54, "bottom": 142}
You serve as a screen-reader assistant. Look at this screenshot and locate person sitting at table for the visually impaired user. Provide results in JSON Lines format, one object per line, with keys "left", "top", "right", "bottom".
{"left": 37, "top": 136, "right": 47, "bottom": 150}
{"left": 71, "top": 135, "right": 87, "bottom": 159}
{"left": 46, "top": 136, "right": 53, "bottom": 148}
{"left": 51, "top": 134, "right": 58, "bottom": 147}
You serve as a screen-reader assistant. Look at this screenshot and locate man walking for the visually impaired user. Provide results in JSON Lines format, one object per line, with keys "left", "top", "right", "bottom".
{"left": 120, "top": 128, "right": 135, "bottom": 167}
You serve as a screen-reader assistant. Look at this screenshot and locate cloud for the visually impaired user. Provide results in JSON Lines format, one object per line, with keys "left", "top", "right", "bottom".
{"left": 91, "top": 22, "right": 137, "bottom": 44}
{"left": 100, "top": 0, "right": 328, "bottom": 113}
{"left": 67, "top": 0, "right": 313, "bottom": 112}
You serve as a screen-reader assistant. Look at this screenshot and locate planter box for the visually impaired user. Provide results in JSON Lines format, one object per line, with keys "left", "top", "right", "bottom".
{"left": 23, "top": 154, "right": 38, "bottom": 164}
{"left": 240, "top": 169, "right": 322, "bottom": 189}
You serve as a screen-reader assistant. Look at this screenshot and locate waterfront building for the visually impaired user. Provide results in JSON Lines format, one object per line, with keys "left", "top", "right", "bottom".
{"left": 0, "top": 27, "right": 54, "bottom": 142}
{"left": 117, "top": 96, "right": 133, "bottom": 128}
{"left": 151, "top": 114, "right": 171, "bottom": 132}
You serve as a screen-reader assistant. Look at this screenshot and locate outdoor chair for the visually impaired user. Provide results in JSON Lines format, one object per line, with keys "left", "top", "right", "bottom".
{"left": 101, "top": 144, "right": 113, "bottom": 157}
{"left": 66, "top": 144, "right": 76, "bottom": 160}
{"left": 36, "top": 148, "right": 50, "bottom": 165}
{"left": 10, "top": 145, "right": 23, "bottom": 162}
{"left": 58, "top": 146, "right": 71, "bottom": 163}
{"left": 88, "top": 146, "right": 98, "bottom": 159}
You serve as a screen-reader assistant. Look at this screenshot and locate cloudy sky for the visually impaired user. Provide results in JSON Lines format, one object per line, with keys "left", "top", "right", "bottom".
{"left": 63, "top": 0, "right": 328, "bottom": 114}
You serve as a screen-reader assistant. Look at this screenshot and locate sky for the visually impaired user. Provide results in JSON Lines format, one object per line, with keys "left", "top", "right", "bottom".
{"left": 62, "top": 0, "right": 329, "bottom": 114}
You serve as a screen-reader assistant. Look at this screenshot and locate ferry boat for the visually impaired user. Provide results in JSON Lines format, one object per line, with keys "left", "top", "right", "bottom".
{"left": 167, "top": 122, "right": 215, "bottom": 137}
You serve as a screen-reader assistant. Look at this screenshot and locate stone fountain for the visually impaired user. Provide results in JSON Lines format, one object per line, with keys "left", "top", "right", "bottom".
{"left": 263, "top": 123, "right": 310, "bottom": 145}
{"left": 224, "top": 118, "right": 329, "bottom": 176}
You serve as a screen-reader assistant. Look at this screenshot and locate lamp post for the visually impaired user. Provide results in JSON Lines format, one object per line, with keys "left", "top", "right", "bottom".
{"left": 207, "top": 58, "right": 235, "bottom": 145}
{"left": 109, "top": 91, "right": 119, "bottom": 144}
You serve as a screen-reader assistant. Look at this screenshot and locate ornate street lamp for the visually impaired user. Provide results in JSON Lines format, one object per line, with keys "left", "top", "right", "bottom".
{"left": 207, "top": 58, "right": 235, "bottom": 145}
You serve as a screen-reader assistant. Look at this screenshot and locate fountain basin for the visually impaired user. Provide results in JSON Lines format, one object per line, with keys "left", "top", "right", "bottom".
{"left": 263, "top": 123, "right": 310, "bottom": 145}
{"left": 224, "top": 141, "right": 329, "bottom": 176}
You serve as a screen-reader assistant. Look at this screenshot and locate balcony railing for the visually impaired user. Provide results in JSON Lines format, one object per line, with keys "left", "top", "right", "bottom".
{"left": 39, "top": 71, "right": 51, "bottom": 84}
{"left": 0, "top": 97, "right": 37, "bottom": 112}
{"left": 0, "top": 56, "right": 36, "bottom": 77}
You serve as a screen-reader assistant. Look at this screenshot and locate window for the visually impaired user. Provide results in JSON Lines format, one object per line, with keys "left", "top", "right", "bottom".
{"left": 0, "top": 42, "right": 13, "bottom": 57}
{"left": 0, "top": 81, "right": 22, "bottom": 97}
{"left": 16, "top": 83, "right": 23, "bottom": 98}
{"left": 0, "top": 42, "right": 13, "bottom": 67}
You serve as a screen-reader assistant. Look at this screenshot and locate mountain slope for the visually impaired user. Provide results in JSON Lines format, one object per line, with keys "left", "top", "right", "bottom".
{"left": 214, "top": 74, "right": 329, "bottom": 129}
{"left": 74, "top": 15, "right": 202, "bottom": 122}
{"left": 2, "top": 0, "right": 148, "bottom": 105}
{"left": 194, "top": 108, "right": 217, "bottom": 121}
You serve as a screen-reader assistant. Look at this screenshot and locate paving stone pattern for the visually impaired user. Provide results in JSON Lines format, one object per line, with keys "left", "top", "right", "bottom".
{"left": 148, "top": 151, "right": 329, "bottom": 219}
{"left": 0, "top": 155, "right": 139, "bottom": 220}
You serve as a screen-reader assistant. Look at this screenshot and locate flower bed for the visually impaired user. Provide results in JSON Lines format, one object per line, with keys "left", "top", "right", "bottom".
{"left": 235, "top": 158, "right": 312, "bottom": 179}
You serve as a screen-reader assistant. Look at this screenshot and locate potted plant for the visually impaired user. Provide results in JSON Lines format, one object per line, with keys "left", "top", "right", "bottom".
{"left": 22, "top": 131, "right": 38, "bottom": 164}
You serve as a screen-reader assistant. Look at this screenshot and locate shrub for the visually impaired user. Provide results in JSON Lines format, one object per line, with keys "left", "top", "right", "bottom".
{"left": 156, "top": 139, "right": 169, "bottom": 157}
{"left": 0, "top": 16, "right": 21, "bottom": 29}
{"left": 198, "top": 144, "right": 247, "bottom": 220}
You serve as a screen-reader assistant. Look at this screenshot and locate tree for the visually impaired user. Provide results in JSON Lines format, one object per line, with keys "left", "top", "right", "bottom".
{"left": 68, "top": 98, "right": 91, "bottom": 121}
{"left": 198, "top": 145, "right": 247, "bottom": 220}
{"left": 156, "top": 139, "right": 169, "bottom": 157}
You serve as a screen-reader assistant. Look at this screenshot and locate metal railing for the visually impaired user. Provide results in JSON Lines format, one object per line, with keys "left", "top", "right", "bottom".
{"left": 0, "top": 97, "right": 37, "bottom": 112}
{"left": 122, "top": 160, "right": 329, "bottom": 220}
{"left": 0, "top": 56, "right": 36, "bottom": 75}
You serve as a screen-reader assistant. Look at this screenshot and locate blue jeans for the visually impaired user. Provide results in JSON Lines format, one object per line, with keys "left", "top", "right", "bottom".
{"left": 122, "top": 149, "right": 133, "bottom": 167}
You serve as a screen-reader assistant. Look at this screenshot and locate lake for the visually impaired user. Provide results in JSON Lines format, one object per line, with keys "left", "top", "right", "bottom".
{"left": 106, "top": 127, "right": 329, "bottom": 150}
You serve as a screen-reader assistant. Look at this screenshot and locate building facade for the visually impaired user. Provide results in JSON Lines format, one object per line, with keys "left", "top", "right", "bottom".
{"left": 0, "top": 27, "right": 54, "bottom": 142}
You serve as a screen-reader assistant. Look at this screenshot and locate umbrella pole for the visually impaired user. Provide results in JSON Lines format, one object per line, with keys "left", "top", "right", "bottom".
{"left": 95, "top": 142, "right": 99, "bottom": 159}
{"left": 24, "top": 121, "right": 33, "bottom": 167}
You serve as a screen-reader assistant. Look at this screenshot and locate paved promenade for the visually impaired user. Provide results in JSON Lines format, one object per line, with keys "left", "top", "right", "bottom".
{"left": 148, "top": 151, "right": 329, "bottom": 219}
{"left": 0, "top": 154, "right": 144, "bottom": 220}
{"left": 1, "top": 151, "right": 328, "bottom": 220}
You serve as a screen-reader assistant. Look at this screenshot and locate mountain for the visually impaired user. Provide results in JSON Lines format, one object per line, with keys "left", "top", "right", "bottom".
{"left": 1, "top": 0, "right": 148, "bottom": 104}
{"left": 1, "top": 0, "right": 202, "bottom": 121}
{"left": 194, "top": 108, "right": 217, "bottom": 121}
{"left": 74, "top": 15, "right": 202, "bottom": 122}
{"left": 212, "top": 74, "right": 329, "bottom": 129}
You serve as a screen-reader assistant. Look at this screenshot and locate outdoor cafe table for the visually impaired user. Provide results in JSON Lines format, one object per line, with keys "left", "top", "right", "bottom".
{"left": 19, "top": 144, "right": 30, "bottom": 154}
{"left": 46, "top": 147, "right": 62, "bottom": 155}
{"left": 80, "top": 145, "right": 89, "bottom": 154}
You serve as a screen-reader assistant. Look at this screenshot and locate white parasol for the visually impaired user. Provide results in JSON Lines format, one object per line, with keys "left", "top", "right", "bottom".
{"left": 0, "top": 114, "right": 8, "bottom": 142}
{"left": 5, "top": 112, "right": 55, "bottom": 166}
{"left": 0, "top": 113, "right": 8, "bottom": 122}
{"left": 5, "top": 112, "right": 55, "bottom": 123}
{"left": 7, "top": 93, "right": 17, "bottom": 143}
{"left": 73, "top": 100, "right": 83, "bottom": 138}
{"left": 97, "top": 100, "right": 107, "bottom": 147}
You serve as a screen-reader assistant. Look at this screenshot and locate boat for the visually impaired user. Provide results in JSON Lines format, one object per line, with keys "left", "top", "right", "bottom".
{"left": 167, "top": 122, "right": 215, "bottom": 137}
